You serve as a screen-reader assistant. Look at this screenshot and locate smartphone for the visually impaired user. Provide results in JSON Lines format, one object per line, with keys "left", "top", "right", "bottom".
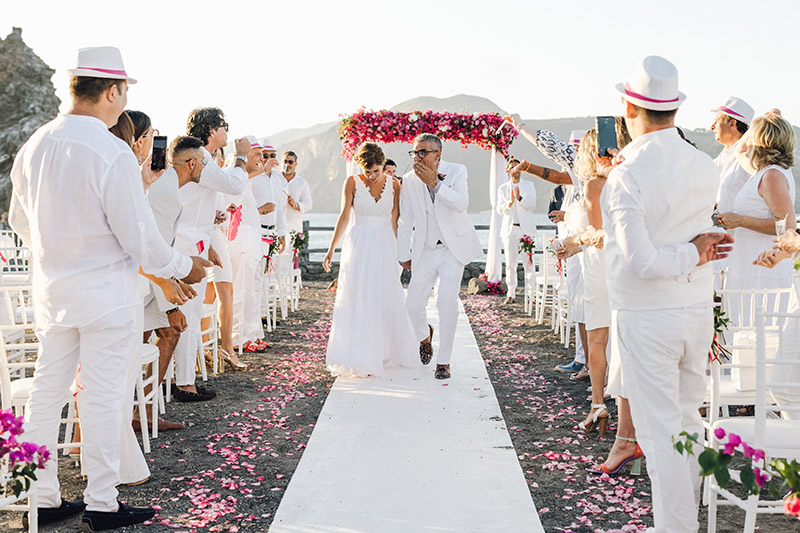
{"left": 596, "top": 116, "right": 617, "bottom": 157}
{"left": 151, "top": 135, "right": 167, "bottom": 171}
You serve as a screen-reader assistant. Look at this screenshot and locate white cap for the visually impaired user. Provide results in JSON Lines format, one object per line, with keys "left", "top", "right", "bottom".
{"left": 711, "top": 96, "right": 755, "bottom": 125}
{"left": 615, "top": 56, "right": 685, "bottom": 111}
{"left": 67, "top": 46, "right": 137, "bottom": 84}
{"left": 260, "top": 138, "right": 276, "bottom": 151}
{"left": 569, "top": 129, "right": 587, "bottom": 145}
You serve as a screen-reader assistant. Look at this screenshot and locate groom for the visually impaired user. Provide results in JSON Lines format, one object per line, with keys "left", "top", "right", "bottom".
{"left": 398, "top": 133, "right": 482, "bottom": 379}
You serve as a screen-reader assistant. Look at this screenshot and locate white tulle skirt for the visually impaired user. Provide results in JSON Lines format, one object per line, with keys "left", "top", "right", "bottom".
{"left": 326, "top": 215, "right": 419, "bottom": 377}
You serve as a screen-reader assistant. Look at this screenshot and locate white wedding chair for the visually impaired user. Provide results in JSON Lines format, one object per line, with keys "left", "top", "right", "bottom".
{"left": 262, "top": 275, "right": 280, "bottom": 332}
{"left": 554, "top": 261, "right": 572, "bottom": 347}
{"left": 706, "top": 310, "right": 800, "bottom": 533}
{"left": 198, "top": 303, "right": 219, "bottom": 376}
{"left": 135, "top": 344, "right": 160, "bottom": 453}
{"left": 0, "top": 242, "right": 33, "bottom": 287}
{"left": 534, "top": 242, "right": 560, "bottom": 325}
{"left": 0, "top": 467, "right": 39, "bottom": 532}
{"left": 522, "top": 252, "right": 536, "bottom": 316}
{"left": 290, "top": 267, "right": 303, "bottom": 311}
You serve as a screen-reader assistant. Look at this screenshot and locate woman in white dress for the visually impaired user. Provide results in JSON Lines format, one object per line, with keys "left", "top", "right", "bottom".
{"left": 323, "top": 143, "right": 419, "bottom": 377}
{"left": 719, "top": 114, "right": 796, "bottom": 325}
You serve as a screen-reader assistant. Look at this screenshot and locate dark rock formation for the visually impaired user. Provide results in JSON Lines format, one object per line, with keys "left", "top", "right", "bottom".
{"left": 0, "top": 27, "right": 60, "bottom": 212}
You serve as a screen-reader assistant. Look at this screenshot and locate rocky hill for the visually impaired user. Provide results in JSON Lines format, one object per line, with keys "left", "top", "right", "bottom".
{"left": 0, "top": 28, "right": 60, "bottom": 212}
{"left": 259, "top": 94, "right": 800, "bottom": 214}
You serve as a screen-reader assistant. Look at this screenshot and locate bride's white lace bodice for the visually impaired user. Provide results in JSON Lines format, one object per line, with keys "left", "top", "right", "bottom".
{"left": 352, "top": 175, "right": 393, "bottom": 218}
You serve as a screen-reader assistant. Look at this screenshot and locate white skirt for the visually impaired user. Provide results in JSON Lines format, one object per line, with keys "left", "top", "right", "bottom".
{"left": 326, "top": 216, "right": 419, "bottom": 377}
{"left": 582, "top": 246, "right": 610, "bottom": 331}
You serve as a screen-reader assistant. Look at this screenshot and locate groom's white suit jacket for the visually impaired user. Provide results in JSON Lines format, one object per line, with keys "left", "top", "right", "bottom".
{"left": 397, "top": 160, "right": 482, "bottom": 266}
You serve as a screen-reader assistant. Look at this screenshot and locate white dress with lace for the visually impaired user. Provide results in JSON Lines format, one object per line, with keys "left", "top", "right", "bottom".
{"left": 325, "top": 176, "right": 419, "bottom": 377}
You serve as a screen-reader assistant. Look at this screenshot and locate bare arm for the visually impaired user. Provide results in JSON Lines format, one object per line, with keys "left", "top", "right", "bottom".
{"left": 512, "top": 160, "right": 572, "bottom": 185}
{"left": 322, "top": 177, "right": 355, "bottom": 271}
{"left": 391, "top": 178, "right": 401, "bottom": 237}
{"left": 584, "top": 179, "right": 605, "bottom": 231}
{"left": 718, "top": 169, "right": 796, "bottom": 235}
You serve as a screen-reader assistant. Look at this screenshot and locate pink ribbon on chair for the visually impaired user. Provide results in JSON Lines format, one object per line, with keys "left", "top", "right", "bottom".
{"left": 227, "top": 205, "right": 243, "bottom": 241}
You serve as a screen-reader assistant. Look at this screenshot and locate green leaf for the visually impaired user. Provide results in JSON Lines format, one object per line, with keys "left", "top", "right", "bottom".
{"left": 675, "top": 441, "right": 684, "bottom": 455}
{"left": 715, "top": 463, "right": 731, "bottom": 488}
{"left": 740, "top": 465, "right": 759, "bottom": 495}
{"left": 699, "top": 449, "right": 718, "bottom": 476}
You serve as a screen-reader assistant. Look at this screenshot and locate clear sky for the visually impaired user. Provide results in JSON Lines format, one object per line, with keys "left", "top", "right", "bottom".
{"left": 4, "top": 0, "right": 798, "bottom": 141}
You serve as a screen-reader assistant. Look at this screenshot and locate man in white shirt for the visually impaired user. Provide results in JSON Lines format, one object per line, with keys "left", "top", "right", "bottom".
{"left": 496, "top": 158, "right": 537, "bottom": 303}
{"left": 602, "top": 56, "right": 733, "bottom": 533}
{"left": 281, "top": 150, "right": 313, "bottom": 234}
{"left": 252, "top": 139, "right": 289, "bottom": 320}
{"left": 171, "top": 107, "right": 249, "bottom": 401}
{"left": 140, "top": 136, "right": 208, "bottom": 429}
{"left": 9, "top": 47, "right": 210, "bottom": 530}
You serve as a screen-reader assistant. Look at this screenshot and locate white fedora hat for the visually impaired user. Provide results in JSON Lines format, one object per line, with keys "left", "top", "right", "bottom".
{"left": 67, "top": 46, "right": 137, "bottom": 84}
{"left": 569, "top": 129, "right": 587, "bottom": 146}
{"left": 245, "top": 135, "right": 262, "bottom": 149}
{"left": 260, "top": 138, "right": 276, "bottom": 151}
{"left": 711, "top": 96, "right": 754, "bottom": 125}
{"left": 615, "top": 56, "right": 685, "bottom": 111}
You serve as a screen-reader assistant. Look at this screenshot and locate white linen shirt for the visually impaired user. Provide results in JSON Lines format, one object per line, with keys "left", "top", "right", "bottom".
{"left": 282, "top": 173, "right": 312, "bottom": 234}
{"left": 602, "top": 128, "right": 719, "bottom": 311}
{"left": 251, "top": 169, "right": 288, "bottom": 237}
{"left": 9, "top": 114, "right": 192, "bottom": 327}
{"left": 714, "top": 140, "right": 751, "bottom": 213}
{"left": 173, "top": 147, "right": 246, "bottom": 257}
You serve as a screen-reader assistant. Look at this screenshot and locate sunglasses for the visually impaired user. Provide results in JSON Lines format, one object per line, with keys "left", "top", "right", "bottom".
{"left": 262, "top": 152, "right": 277, "bottom": 159}
{"left": 185, "top": 155, "right": 209, "bottom": 167}
{"left": 219, "top": 122, "right": 229, "bottom": 132}
{"left": 283, "top": 160, "right": 296, "bottom": 165}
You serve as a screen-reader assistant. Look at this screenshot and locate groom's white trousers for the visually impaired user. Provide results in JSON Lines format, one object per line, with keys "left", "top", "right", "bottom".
{"left": 617, "top": 303, "right": 711, "bottom": 533}
{"left": 25, "top": 305, "right": 137, "bottom": 512}
{"left": 174, "top": 279, "right": 207, "bottom": 386}
{"left": 406, "top": 245, "right": 464, "bottom": 365}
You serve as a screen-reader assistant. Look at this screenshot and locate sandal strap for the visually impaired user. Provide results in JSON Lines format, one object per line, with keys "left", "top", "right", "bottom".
{"left": 616, "top": 436, "right": 637, "bottom": 443}
{"left": 591, "top": 404, "right": 607, "bottom": 410}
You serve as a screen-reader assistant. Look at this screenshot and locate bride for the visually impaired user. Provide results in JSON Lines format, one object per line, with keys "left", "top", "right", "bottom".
{"left": 323, "top": 142, "right": 419, "bottom": 377}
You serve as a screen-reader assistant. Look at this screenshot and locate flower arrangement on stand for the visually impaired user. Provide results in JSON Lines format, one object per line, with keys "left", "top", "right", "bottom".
{"left": 1, "top": 409, "right": 50, "bottom": 498}
{"left": 289, "top": 230, "right": 308, "bottom": 269}
{"left": 519, "top": 234, "right": 535, "bottom": 268}
{"left": 547, "top": 237, "right": 562, "bottom": 274}
{"left": 338, "top": 109, "right": 518, "bottom": 160}
{"left": 709, "top": 291, "right": 732, "bottom": 363}
{"left": 673, "top": 430, "right": 800, "bottom": 519}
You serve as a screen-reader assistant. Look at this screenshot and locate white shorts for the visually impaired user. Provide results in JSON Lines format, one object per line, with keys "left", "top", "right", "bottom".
{"left": 142, "top": 296, "right": 169, "bottom": 332}
{"left": 207, "top": 227, "right": 233, "bottom": 283}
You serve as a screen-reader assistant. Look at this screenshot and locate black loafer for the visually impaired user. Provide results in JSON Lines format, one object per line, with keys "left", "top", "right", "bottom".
{"left": 81, "top": 502, "right": 155, "bottom": 531}
{"left": 171, "top": 384, "right": 215, "bottom": 402}
{"left": 23, "top": 498, "right": 86, "bottom": 528}
{"left": 195, "top": 384, "right": 217, "bottom": 398}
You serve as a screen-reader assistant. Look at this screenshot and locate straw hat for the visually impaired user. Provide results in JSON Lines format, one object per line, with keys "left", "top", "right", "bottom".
{"left": 615, "top": 56, "right": 685, "bottom": 111}
{"left": 711, "top": 96, "right": 755, "bottom": 125}
{"left": 67, "top": 46, "right": 137, "bottom": 84}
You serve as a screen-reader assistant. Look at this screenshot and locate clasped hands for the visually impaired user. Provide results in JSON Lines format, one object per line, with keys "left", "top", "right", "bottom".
{"left": 753, "top": 228, "right": 800, "bottom": 268}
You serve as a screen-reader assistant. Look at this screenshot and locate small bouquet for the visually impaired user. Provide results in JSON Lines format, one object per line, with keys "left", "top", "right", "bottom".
{"left": 1, "top": 409, "right": 50, "bottom": 497}
{"left": 519, "top": 235, "right": 536, "bottom": 267}
{"left": 290, "top": 230, "right": 308, "bottom": 269}
{"left": 709, "top": 291, "right": 731, "bottom": 363}
{"left": 262, "top": 234, "right": 279, "bottom": 273}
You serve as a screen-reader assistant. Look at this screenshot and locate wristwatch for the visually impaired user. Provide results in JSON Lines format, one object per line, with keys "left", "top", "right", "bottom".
{"left": 236, "top": 155, "right": 247, "bottom": 163}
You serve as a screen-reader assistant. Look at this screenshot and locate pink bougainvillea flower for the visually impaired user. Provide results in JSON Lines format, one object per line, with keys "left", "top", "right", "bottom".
{"left": 727, "top": 433, "right": 742, "bottom": 447}
{"left": 713, "top": 428, "right": 726, "bottom": 440}
{"left": 784, "top": 493, "right": 800, "bottom": 517}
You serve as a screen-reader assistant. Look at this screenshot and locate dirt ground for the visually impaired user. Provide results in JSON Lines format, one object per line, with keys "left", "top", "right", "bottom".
{"left": 1, "top": 283, "right": 797, "bottom": 532}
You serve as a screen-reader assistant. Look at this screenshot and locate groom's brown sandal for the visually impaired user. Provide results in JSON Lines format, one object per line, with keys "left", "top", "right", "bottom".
{"left": 435, "top": 364, "right": 450, "bottom": 380}
{"left": 420, "top": 325, "right": 434, "bottom": 365}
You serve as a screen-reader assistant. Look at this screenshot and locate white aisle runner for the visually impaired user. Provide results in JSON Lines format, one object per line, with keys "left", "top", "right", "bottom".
{"left": 270, "top": 298, "right": 544, "bottom": 532}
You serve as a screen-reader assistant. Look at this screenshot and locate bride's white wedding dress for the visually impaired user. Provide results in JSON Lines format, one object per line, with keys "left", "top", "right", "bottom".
{"left": 326, "top": 175, "right": 419, "bottom": 377}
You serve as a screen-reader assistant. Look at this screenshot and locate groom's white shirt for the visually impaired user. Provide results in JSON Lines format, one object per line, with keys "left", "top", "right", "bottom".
{"left": 397, "top": 160, "right": 482, "bottom": 266}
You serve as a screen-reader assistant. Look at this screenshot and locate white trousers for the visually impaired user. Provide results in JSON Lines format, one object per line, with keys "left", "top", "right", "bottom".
{"left": 174, "top": 280, "right": 207, "bottom": 386}
{"left": 501, "top": 226, "right": 531, "bottom": 298}
{"left": 618, "top": 304, "right": 711, "bottom": 533}
{"left": 406, "top": 246, "right": 464, "bottom": 365}
{"left": 26, "top": 306, "right": 137, "bottom": 512}
{"left": 231, "top": 250, "right": 264, "bottom": 345}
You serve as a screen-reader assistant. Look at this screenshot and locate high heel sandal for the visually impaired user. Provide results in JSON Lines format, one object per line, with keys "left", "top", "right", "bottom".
{"left": 587, "top": 436, "right": 644, "bottom": 476}
{"left": 578, "top": 404, "right": 609, "bottom": 436}
{"left": 220, "top": 349, "right": 247, "bottom": 372}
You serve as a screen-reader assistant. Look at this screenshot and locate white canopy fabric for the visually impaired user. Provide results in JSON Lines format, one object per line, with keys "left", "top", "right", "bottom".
{"left": 485, "top": 149, "right": 506, "bottom": 282}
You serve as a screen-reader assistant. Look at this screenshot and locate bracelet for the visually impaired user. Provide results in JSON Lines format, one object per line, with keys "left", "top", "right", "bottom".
{"left": 236, "top": 155, "right": 247, "bottom": 163}
{"left": 166, "top": 308, "right": 179, "bottom": 315}
{"left": 522, "top": 162, "right": 533, "bottom": 173}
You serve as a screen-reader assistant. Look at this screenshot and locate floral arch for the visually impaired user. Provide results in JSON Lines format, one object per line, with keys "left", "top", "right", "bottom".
{"left": 337, "top": 108, "right": 518, "bottom": 282}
